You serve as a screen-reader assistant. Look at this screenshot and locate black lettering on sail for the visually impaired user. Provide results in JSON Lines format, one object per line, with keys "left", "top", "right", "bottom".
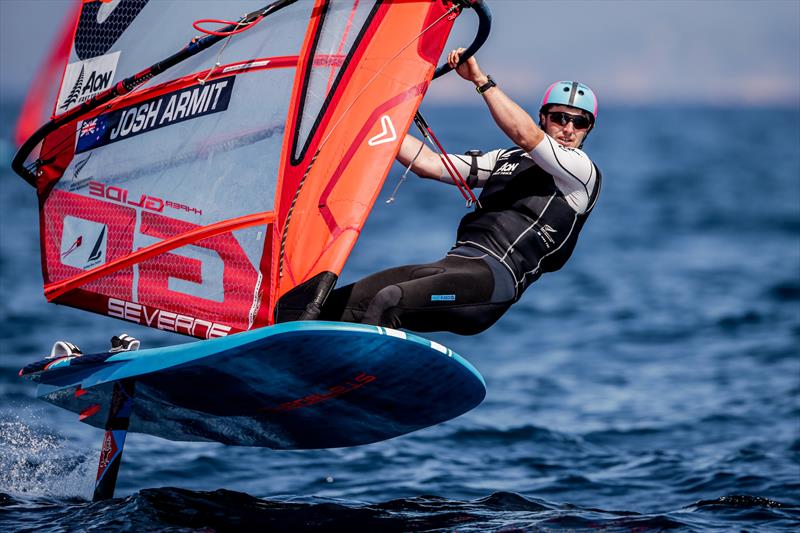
{"left": 83, "top": 70, "right": 113, "bottom": 94}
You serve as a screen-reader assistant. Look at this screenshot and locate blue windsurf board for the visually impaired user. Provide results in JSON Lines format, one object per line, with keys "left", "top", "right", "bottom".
{"left": 21, "top": 321, "right": 486, "bottom": 449}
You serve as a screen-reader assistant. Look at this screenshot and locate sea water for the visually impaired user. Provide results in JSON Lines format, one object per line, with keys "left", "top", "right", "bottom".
{"left": 1, "top": 103, "right": 798, "bottom": 531}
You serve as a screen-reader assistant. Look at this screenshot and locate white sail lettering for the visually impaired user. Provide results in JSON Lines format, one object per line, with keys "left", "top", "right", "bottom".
{"left": 108, "top": 298, "right": 125, "bottom": 319}
{"left": 188, "top": 85, "right": 211, "bottom": 115}
{"left": 107, "top": 299, "right": 231, "bottom": 338}
{"left": 208, "top": 323, "right": 232, "bottom": 339}
{"left": 175, "top": 314, "right": 194, "bottom": 335}
{"left": 109, "top": 111, "right": 124, "bottom": 139}
{"left": 173, "top": 91, "right": 191, "bottom": 120}
{"left": 143, "top": 99, "right": 162, "bottom": 130}
{"left": 210, "top": 81, "right": 229, "bottom": 110}
{"left": 158, "top": 310, "right": 177, "bottom": 332}
{"left": 132, "top": 103, "right": 149, "bottom": 132}
{"left": 123, "top": 301, "right": 142, "bottom": 323}
{"left": 160, "top": 95, "right": 177, "bottom": 124}
{"left": 191, "top": 319, "right": 212, "bottom": 338}
{"left": 143, "top": 305, "right": 159, "bottom": 327}
{"left": 118, "top": 108, "right": 137, "bottom": 138}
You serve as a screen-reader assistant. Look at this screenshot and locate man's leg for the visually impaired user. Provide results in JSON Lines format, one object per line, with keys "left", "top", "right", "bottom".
{"left": 322, "top": 255, "right": 513, "bottom": 335}
{"left": 319, "top": 263, "right": 443, "bottom": 323}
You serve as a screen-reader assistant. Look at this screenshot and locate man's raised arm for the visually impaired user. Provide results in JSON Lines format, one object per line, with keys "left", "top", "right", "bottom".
{"left": 448, "top": 48, "right": 544, "bottom": 152}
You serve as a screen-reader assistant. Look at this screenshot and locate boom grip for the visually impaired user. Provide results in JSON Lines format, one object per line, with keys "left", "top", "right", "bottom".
{"left": 432, "top": 0, "right": 492, "bottom": 80}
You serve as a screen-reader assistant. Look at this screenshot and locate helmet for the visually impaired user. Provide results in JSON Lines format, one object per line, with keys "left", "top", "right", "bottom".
{"left": 540, "top": 81, "right": 597, "bottom": 123}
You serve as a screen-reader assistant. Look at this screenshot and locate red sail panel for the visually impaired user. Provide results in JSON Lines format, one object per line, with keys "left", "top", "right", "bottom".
{"left": 43, "top": 189, "right": 272, "bottom": 337}
{"left": 14, "top": 0, "right": 81, "bottom": 146}
{"left": 269, "top": 0, "right": 456, "bottom": 323}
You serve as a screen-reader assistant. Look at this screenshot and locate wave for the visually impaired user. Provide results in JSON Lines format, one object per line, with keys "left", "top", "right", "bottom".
{"left": 2, "top": 488, "right": 797, "bottom": 532}
{"left": 0, "top": 416, "right": 94, "bottom": 500}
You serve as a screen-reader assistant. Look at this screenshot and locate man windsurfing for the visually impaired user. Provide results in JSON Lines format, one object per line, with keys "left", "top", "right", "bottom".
{"left": 323, "top": 48, "right": 602, "bottom": 334}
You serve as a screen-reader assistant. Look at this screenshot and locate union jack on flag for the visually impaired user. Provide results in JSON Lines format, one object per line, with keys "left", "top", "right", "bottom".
{"left": 80, "top": 119, "right": 97, "bottom": 137}
{"left": 75, "top": 115, "right": 108, "bottom": 154}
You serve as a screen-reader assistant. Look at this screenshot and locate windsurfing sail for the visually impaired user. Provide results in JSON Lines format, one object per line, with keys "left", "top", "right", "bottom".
{"left": 13, "top": 1, "right": 81, "bottom": 147}
{"left": 13, "top": 0, "right": 490, "bottom": 339}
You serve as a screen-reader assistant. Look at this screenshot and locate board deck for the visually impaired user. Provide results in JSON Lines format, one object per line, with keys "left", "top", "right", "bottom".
{"left": 21, "top": 321, "right": 486, "bottom": 449}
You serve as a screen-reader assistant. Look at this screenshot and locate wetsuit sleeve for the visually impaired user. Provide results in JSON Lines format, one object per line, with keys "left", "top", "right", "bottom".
{"left": 437, "top": 149, "right": 504, "bottom": 188}
{"left": 528, "top": 135, "right": 598, "bottom": 213}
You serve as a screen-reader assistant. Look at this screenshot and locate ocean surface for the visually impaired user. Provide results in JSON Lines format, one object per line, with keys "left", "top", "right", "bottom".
{"left": 1, "top": 103, "right": 798, "bottom": 531}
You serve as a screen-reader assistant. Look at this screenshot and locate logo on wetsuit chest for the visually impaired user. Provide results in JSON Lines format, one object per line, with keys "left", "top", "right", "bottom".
{"left": 431, "top": 294, "right": 456, "bottom": 302}
{"left": 536, "top": 224, "right": 558, "bottom": 248}
{"left": 495, "top": 162, "right": 519, "bottom": 175}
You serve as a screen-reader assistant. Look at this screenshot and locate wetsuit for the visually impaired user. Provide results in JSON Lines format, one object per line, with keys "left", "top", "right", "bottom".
{"left": 320, "top": 134, "right": 601, "bottom": 335}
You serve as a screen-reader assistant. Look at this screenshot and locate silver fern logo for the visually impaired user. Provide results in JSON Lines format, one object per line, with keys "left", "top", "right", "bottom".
{"left": 69, "top": 154, "right": 92, "bottom": 191}
{"left": 60, "top": 66, "right": 85, "bottom": 110}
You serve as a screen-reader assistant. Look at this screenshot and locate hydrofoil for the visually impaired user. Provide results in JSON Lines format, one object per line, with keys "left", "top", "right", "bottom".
{"left": 20, "top": 321, "right": 485, "bottom": 500}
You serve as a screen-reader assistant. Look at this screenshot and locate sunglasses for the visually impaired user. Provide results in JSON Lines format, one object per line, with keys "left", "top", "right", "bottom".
{"left": 547, "top": 111, "right": 592, "bottom": 130}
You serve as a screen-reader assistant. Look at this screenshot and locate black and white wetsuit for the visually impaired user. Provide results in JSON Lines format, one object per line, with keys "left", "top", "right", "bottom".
{"left": 449, "top": 136, "right": 602, "bottom": 298}
{"left": 320, "top": 135, "right": 601, "bottom": 335}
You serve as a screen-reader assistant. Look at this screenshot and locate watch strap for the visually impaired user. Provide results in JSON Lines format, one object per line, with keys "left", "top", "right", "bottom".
{"left": 476, "top": 76, "right": 496, "bottom": 95}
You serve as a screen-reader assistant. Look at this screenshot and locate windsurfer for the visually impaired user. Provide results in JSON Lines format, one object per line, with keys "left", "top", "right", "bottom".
{"left": 321, "top": 50, "right": 601, "bottom": 335}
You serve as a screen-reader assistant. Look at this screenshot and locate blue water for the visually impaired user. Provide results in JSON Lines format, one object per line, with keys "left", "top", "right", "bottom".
{"left": 1, "top": 103, "right": 799, "bottom": 531}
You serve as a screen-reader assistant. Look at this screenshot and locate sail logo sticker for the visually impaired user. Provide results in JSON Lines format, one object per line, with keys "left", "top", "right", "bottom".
{"left": 107, "top": 298, "right": 232, "bottom": 339}
{"left": 76, "top": 76, "right": 236, "bottom": 154}
{"left": 368, "top": 115, "right": 397, "bottom": 146}
{"left": 69, "top": 154, "right": 93, "bottom": 191}
{"left": 60, "top": 216, "right": 108, "bottom": 270}
{"left": 88, "top": 181, "right": 203, "bottom": 215}
{"left": 56, "top": 51, "right": 121, "bottom": 113}
{"left": 222, "top": 59, "right": 270, "bottom": 74}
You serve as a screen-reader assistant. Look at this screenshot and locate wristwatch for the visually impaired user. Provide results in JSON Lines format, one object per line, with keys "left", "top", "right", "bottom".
{"left": 476, "top": 75, "right": 496, "bottom": 95}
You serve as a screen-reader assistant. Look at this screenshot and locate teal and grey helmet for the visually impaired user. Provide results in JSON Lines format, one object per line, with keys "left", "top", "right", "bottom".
{"left": 540, "top": 81, "right": 598, "bottom": 124}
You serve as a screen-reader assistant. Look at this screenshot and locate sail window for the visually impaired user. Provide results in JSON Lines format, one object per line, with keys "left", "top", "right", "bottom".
{"left": 293, "top": 0, "right": 377, "bottom": 162}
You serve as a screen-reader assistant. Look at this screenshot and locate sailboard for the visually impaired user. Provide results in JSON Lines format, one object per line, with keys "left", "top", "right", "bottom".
{"left": 12, "top": 0, "right": 493, "bottom": 500}
{"left": 20, "top": 322, "right": 486, "bottom": 449}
